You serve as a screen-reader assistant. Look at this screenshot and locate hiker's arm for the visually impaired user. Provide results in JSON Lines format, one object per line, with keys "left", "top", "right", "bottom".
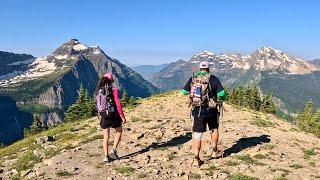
{"left": 113, "top": 88, "right": 126, "bottom": 122}
{"left": 180, "top": 77, "right": 192, "bottom": 95}
{"left": 216, "top": 79, "right": 227, "bottom": 101}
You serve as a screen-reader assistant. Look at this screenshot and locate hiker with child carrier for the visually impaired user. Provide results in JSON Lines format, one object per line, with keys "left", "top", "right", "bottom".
{"left": 181, "top": 61, "right": 226, "bottom": 167}
{"left": 96, "top": 73, "right": 126, "bottom": 162}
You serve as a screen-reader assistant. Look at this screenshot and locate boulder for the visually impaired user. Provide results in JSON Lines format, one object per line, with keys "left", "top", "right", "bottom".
{"left": 21, "top": 169, "right": 33, "bottom": 177}
{"left": 25, "top": 171, "right": 37, "bottom": 179}
{"left": 131, "top": 133, "right": 144, "bottom": 140}
{"left": 5, "top": 169, "right": 18, "bottom": 177}
{"left": 36, "top": 137, "right": 47, "bottom": 144}
{"left": 33, "top": 149, "right": 45, "bottom": 157}
{"left": 70, "top": 167, "right": 80, "bottom": 172}
{"left": 36, "top": 136, "right": 55, "bottom": 144}
{"left": 152, "top": 169, "right": 160, "bottom": 175}
{"left": 213, "top": 172, "right": 229, "bottom": 180}
{"left": 173, "top": 170, "right": 185, "bottom": 177}
{"left": 35, "top": 169, "right": 45, "bottom": 177}
{"left": 143, "top": 155, "right": 151, "bottom": 164}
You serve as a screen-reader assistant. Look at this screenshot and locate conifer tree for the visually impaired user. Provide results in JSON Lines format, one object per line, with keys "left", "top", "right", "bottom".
{"left": 311, "top": 109, "right": 320, "bottom": 136}
{"left": 313, "top": 109, "right": 320, "bottom": 124}
{"left": 227, "top": 86, "right": 245, "bottom": 106}
{"left": 65, "top": 84, "right": 94, "bottom": 122}
{"left": 297, "top": 101, "right": 314, "bottom": 131}
{"left": 251, "top": 85, "right": 262, "bottom": 111}
{"left": 244, "top": 85, "right": 251, "bottom": 108}
{"left": 121, "top": 90, "right": 130, "bottom": 106}
{"left": 260, "top": 94, "right": 276, "bottom": 114}
{"left": 24, "top": 113, "right": 46, "bottom": 136}
{"left": 236, "top": 86, "right": 244, "bottom": 106}
{"left": 88, "top": 96, "right": 97, "bottom": 116}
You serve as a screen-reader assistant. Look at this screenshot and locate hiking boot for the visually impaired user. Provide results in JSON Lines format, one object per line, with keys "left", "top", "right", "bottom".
{"left": 103, "top": 155, "right": 113, "bottom": 162}
{"left": 109, "top": 150, "right": 119, "bottom": 160}
{"left": 191, "top": 157, "right": 201, "bottom": 167}
{"left": 209, "top": 146, "right": 218, "bottom": 159}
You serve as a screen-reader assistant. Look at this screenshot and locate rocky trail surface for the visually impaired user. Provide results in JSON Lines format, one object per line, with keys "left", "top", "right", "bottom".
{"left": 1, "top": 91, "right": 320, "bottom": 180}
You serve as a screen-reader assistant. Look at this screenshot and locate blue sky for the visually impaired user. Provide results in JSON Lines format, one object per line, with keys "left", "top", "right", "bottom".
{"left": 0, "top": 0, "right": 319, "bottom": 65}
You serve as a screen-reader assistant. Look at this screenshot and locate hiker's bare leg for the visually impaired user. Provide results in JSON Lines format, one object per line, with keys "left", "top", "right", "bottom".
{"left": 192, "top": 138, "right": 201, "bottom": 166}
{"left": 113, "top": 126, "right": 123, "bottom": 150}
{"left": 103, "top": 128, "right": 110, "bottom": 156}
{"left": 193, "top": 139, "right": 201, "bottom": 158}
{"left": 211, "top": 128, "right": 219, "bottom": 148}
{"left": 209, "top": 128, "right": 219, "bottom": 157}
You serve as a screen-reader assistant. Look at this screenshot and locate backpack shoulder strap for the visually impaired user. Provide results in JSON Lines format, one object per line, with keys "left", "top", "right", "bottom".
{"left": 208, "top": 75, "right": 212, "bottom": 91}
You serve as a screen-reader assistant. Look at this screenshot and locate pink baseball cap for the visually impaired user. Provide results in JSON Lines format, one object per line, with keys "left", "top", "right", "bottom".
{"left": 103, "top": 73, "right": 113, "bottom": 81}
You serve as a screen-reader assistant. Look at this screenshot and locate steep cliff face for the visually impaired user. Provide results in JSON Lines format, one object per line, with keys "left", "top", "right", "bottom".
{"left": 0, "top": 96, "right": 33, "bottom": 144}
{"left": 36, "top": 59, "right": 98, "bottom": 107}
{"left": 34, "top": 59, "right": 99, "bottom": 125}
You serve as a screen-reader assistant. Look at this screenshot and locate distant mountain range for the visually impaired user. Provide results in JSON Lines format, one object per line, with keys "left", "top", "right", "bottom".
{"left": 312, "top": 59, "right": 320, "bottom": 66}
{"left": 150, "top": 47, "right": 320, "bottom": 113}
{"left": 132, "top": 64, "right": 168, "bottom": 80}
{"left": 0, "top": 51, "right": 35, "bottom": 78}
{"left": 0, "top": 39, "right": 157, "bottom": 144}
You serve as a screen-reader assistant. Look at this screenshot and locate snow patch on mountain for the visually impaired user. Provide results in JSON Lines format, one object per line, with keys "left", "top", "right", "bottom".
{"left": 55, "top": 54, "right": 68, "bottom": 60}
{"left": 8, "top": 58, "right": 36, "bottom": 66}
{"left": 0, "top": 71, "right": 22, "bottom": 81}
{"left": 93, "top": 48, "right": 101, "bottom": 55}
{"left": 0, "top": 56, "right": 58, "bottom": 87}
{"left": 29, "top": 57, "right": 57, "bottom": 74}
{"left": 192, "top": 51, "right": 214, "bottom": 59}
{"left": 191, "top": 60, "right": 199, "bottom": 63}
{"left": 73, "top": 44, "right": 88, "bottom": 51}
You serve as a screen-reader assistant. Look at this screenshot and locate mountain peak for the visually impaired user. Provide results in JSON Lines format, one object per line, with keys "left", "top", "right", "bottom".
{"left": 62, "top": 39, "right": 80, "bottom": 46}
{"left": 257, "top": 46, "right": 283, "bottom": 55}
{"left": 190, "top": 51, "right": 215, "bottom": 62}
{"left": 196, "top": 50, "right": 214, "bottom": 57}
{"left": 52, "top": 39, "right": 108, "bottom": 59}
{"left": 58, "top": 39, "right": 89, "bottom": 52}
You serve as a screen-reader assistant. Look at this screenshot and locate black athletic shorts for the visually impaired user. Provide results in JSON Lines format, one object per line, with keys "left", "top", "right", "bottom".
{"left": 99, "top": 111, "right": 122, "bottom": 129}
{"left": 192, "top": 108, "right": 219, "bottom": 132}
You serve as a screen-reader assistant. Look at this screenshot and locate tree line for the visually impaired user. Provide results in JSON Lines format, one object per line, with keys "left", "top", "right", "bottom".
{"left": 226, "top": 85, "right": 277, "bottom": 114}
{"left": 24, "top": 84, "right": 138, "bottom": 137}
{"left": 296, "top": 101, "right": 320, "bottom": 137}
{"left": 24, "top": 84, "right": 96, "bottom": 137}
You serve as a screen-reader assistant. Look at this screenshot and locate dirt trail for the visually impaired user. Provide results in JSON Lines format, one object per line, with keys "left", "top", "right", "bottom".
{"left": 3, "top": 91, "right": 320, "bottom": 179}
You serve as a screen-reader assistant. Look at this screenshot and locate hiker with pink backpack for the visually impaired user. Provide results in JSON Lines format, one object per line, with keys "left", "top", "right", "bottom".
{"left": 96, "top": 73, "right": 126, "bottom": 162}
